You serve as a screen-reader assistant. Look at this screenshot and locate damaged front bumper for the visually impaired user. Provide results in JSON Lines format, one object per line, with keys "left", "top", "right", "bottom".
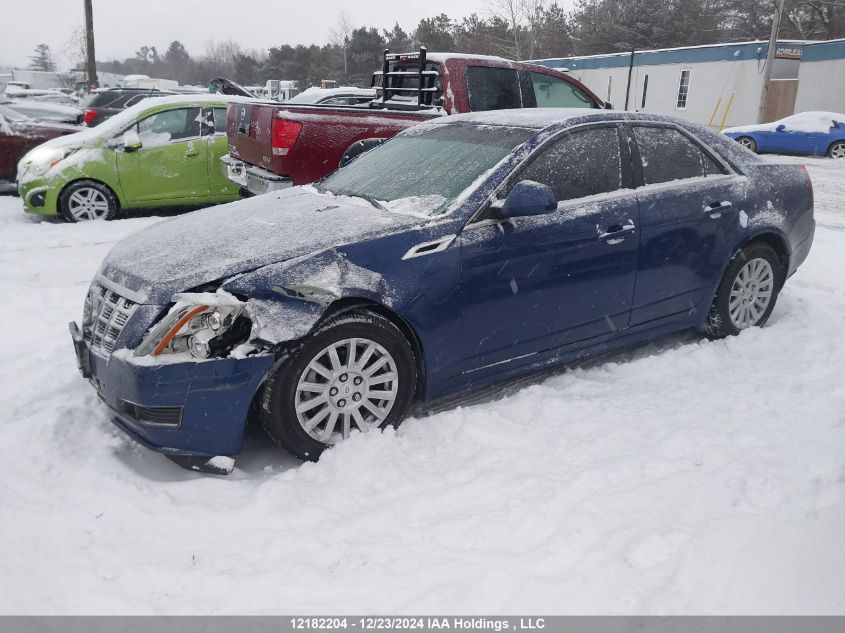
{"left": 70, "top": 321, "right": 274, "bottom": 461}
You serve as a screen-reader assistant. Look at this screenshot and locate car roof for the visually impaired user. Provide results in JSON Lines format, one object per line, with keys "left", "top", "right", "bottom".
{"left": 424, "top": 108, "right": 715, "bottom": 131}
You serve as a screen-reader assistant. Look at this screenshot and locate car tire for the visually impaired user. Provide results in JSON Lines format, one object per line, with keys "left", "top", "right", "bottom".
{"left": 828, "top": 141, "right": 845, "bottom": 159}
{"left": 259, "top": 310, "right": 417, "bottom": 461}
{"left": 58, "top": 180, "right": 119, "bottom": 222}
{"left": 699, "top": 242, "right": 783, "bottom": 339}
{"left": 736, "top": 136, "right": 757, "bottom": 153}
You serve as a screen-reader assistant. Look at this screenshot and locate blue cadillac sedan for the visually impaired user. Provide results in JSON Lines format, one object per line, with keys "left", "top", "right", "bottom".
{"left": 723, "top": 111, "right": 845, "bottom": 158}
{"left": 70, "top": 109, "right": 815, "bottom": 473}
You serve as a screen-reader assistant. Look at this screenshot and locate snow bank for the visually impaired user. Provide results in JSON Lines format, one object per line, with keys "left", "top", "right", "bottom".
{"left": 0, "top": 155, "right": 844, "bottom": 614}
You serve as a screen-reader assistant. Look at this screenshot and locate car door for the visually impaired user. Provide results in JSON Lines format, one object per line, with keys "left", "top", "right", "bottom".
{"left": 459, "top": 124, "right": 640, "bottom": 373}
{"left": 628, "top": 123, "right": 747, "bottom": 326}
{"left": 116, "top": 106, "right": 210, "bottom": 204}
{"left": 205, "top": 107, "right": 240, "bottom": 198}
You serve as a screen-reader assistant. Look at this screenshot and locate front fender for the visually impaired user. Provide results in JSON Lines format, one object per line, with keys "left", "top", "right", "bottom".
{"left": 222, "top": 249, "right": 391, "bottom": 345}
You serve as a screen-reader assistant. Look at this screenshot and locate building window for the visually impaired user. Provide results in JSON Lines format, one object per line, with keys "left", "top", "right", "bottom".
{"left": 641, "top": 74, "right": 649, "bottom": 109}
{"left": 676, "top": 69, "right": 691, "bottom": 110}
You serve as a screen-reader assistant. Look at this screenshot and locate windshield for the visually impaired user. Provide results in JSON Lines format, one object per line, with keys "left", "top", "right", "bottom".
{"left": 318, "top": 123, "right": 534, "bottom": 216}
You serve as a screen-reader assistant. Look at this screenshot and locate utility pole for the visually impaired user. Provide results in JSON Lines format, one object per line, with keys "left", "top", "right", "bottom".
{"left": 84, "top": 0, "right": 98, "bottom": 90}
{"left": 757, "top": 0, "right": 786, "bottom": 123}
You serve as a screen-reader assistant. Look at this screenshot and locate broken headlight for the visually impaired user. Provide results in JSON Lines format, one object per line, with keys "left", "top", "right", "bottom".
{"left": 135, "top": 303, "right": 250, "bottom": 359}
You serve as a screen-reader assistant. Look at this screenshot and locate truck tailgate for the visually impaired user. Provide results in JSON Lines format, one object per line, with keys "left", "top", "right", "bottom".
{"left": 227, "top": 103, "right": 441, "bottom": 185}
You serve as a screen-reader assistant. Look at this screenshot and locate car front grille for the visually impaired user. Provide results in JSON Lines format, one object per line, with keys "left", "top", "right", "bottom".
{"left": 83, "top": 279, "right": 140, "bottom": 357}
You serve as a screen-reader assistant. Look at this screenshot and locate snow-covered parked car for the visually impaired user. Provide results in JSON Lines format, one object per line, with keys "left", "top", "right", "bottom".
{"left": 69, "top": 109, "right": 815, "bottom": 474}
{"left": 284, "top": 86, "right": 377, "bottom": 106}
{"left": 723, "top": 111, "right": 845, "bottom": 158}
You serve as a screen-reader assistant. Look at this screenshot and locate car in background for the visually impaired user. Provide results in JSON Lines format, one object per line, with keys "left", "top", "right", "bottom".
{"left": 0, "top": 95, "right": 83, "bottom": 124}
{"left": 68, "top": 109, "right": 814, "bottom": 473}
{"left": 0, "top": 104, "right": 77, "bottom": 190}
{"left": 284, "top": 86, "right": 377, "bottom": 106}
{"left": 80, "top": 88, "right": 179, "bottom": 127}
{"left": 17, "top": 94, "right": 243, "bottom": 221}
{"left": 723, "top": 111, "right": 845, "bottom": 158}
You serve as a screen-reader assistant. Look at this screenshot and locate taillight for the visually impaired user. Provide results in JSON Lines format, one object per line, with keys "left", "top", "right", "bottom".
{"left": 271, "top": 117, "right": 302, "bottom": 156}
{"left": 82, "top": 109, "right": 97, "bottom": 126}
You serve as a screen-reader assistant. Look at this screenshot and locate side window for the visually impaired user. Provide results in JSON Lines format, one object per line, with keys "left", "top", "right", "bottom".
{"left": 518, "top": 126, "right": 622, "bottom": 201}
{"left": 676, "top": 69, "right": 691, "bottom": 109}
{"left": 633, "top": 126, "right": 724, "bottom": 185}
{"left": 136, "top": 107, "right": 201, "bottom": 145}
{"left": 466, "top": 66, "right": 522, "bottom": 112}
{"left": 530, "top": 72, "right": 595, "bottom": 108}
{"left": 212, "top": 107, "right": 227, "bottom": 134}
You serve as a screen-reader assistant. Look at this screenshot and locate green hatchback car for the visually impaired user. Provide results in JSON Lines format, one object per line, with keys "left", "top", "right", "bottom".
{"left": 17, "top": 94, "right": 242, "bottom": 221}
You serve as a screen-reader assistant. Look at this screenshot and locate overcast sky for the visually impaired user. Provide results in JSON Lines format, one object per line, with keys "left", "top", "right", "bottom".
{"left": 1, "top": 0, "right": 505, "bottom": 70}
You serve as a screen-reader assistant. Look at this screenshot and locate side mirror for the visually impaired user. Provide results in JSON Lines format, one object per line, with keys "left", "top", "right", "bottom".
{"left": 122, "top": 130, "right": 142, "bottom": 152}
{"left": 776, "top": 124, "right": 786, "bottom": 132}
{"left": 339, "top": 137, "right": 386, "bottom": 167}
{"left": 604, "top": 101, "right": 613, "bottom": 110}
{"left": 497, "top": 180, "right": 557, "bottom": 218}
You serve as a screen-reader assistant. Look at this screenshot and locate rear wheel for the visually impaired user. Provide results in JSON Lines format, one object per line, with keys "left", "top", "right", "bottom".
{"left": 828, "top": 141, "right": 845, "bottom": 159}
{"left": 259, "top": 311, "right": 417, "bottom": 461}
{"left": 736, "top": 136, "right": 757, "bottom": 153}
{"left": 59, "top": 180, "right": 119, "bottom": 222}
{"left": 699, "top": 242, "right": 782, "bottom": 338}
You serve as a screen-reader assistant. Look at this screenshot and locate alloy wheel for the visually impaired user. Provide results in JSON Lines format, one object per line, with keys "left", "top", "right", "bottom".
{"left": 728, "top": 257, "right": 774, "bottom": 329}
{"left": 294, "top": 337, "right": 399, "bottom": 444}
{"left": 830, "top": 142, "right": 845, "bottom": 159}
{"left": 737, "top": 137, "right": 756, "bottom": 151}
{"left": 67, "top": 187, "right": 110, "bottom": 221}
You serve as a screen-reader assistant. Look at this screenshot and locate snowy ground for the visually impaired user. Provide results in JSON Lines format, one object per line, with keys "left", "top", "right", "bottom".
{"left": 0, "top": 155, "right": 844, "bottom": 615}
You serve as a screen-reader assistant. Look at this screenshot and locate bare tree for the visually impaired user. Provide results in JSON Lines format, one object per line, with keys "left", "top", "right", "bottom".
{"left": 330, "top": 12, "right": 355, "bottom": 74}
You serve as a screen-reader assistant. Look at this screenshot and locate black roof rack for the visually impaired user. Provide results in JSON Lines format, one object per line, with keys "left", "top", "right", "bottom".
{"left": 371, "top": 46, "right": 441, "bottom": 110}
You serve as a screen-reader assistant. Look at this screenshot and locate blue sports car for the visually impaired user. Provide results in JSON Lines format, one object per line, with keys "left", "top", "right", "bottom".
{"left": 723, "top": 111, "right": 845, "bottom": 158}
{"left": 70, "top": 109, "right": 815, "bottom": 473}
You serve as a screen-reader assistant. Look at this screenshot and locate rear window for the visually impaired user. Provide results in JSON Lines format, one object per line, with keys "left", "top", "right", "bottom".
{"left": 466, "top": 66, "right": 523, "bottom": 112}
{"left": 530, "top": 72, "right": 596, "bottom": 108}
{"left": 83, "top": 90, "right": 172, "bottom": 109}
{"left": 83, "top": 91, "right": 132, "bottom": 108}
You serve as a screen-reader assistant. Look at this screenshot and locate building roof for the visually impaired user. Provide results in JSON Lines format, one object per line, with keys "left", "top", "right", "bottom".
{"left": 530, "top": 40, "right": 820, "bottom": 71}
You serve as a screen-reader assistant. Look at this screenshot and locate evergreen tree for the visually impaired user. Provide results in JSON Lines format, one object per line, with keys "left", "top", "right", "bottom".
{"left": 29, "top": 44, "right": 56, "bottom": 72}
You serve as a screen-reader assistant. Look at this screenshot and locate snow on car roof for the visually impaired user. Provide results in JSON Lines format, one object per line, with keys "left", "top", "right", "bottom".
{"left": 416, "top": 107, "right": 610, "bottom": 129}
{"left": 286, "top": 86, "right": 376, "bottom": 103}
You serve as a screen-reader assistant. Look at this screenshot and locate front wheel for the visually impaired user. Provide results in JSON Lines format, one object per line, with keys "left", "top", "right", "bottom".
{"left": 259, "top": 310, "right": 417, "bottom": 461}
{"left": 699, "top": 242, "right": 783, "bottom": 338}
{"left": 736, "top": 136, "right": 757, "bottom": 153}
{"left": 58, "top": 180, "right": 119, "bottom": 222}
{"left": 828, "top": 141, "right": 845, "bottom": 159}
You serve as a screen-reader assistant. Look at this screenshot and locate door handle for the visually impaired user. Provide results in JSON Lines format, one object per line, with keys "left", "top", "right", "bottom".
{"left": 597, "top": 220, "right": 637, "bottom": 242}
{"left": 704, "top": 201, "right": 733, "bottom": 218}
{"left": 185, "top": 141, "right": 198, "bottom": 158}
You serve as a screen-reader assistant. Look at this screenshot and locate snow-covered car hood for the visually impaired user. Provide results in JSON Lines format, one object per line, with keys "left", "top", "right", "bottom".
{"left": 100, "top": 187, "right": 427, "bottom": 304}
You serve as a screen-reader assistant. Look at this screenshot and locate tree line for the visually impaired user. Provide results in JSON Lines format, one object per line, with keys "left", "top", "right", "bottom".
{"left": 85, "top": 0, "right": 845, "bottom": 89}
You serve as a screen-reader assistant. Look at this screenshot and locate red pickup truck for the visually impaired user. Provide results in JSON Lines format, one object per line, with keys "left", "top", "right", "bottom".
{"left": 222, "top": 49, "right": 604, "bottom": 196}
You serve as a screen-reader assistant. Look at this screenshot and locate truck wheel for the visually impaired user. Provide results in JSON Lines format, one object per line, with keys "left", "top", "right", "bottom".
{"left": 259, "top": 310, "right": 417, "bottom": 461}
{"left": 59, "top": 180, "right": 119, "bottom": 222}
{"left": 699, "top": 242, "right": 782, "bottom": 339}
